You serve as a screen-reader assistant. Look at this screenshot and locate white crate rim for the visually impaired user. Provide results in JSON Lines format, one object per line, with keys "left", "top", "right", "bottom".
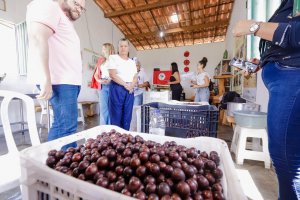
{"left": 20, "top": 125, "right": 246, "bottom": 200}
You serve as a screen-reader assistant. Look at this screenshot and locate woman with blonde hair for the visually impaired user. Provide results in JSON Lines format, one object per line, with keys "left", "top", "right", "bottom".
{"left": 94, "top": 43, "right": 115, "bottom": 125}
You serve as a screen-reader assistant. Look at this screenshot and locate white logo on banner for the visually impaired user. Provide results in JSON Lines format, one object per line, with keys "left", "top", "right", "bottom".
{"left": 158, "top": 73, "right": 166, "bottom": 80}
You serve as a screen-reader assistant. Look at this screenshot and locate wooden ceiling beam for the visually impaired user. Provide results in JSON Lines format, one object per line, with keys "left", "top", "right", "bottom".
{"left": 126, "top": 20, "right": 229, "bottom": 39}
{"left": 204, "top": 0, "right": 234, "bottom": 9}
{"left": 104, "top": 0, "right": 189, "bottom": 18}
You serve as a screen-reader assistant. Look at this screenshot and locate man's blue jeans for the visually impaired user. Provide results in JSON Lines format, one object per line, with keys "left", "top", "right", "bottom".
{"left": 262, "top": 62, "right": 300, "bottom": 200}
{"left": 99, "top": 84, "right": 110, "bottom": 125}
{"left": 134, "top": 93, "right": 143, "bottom": 106}
{"left": 49, "top": 84, "right": 80, "bottom": 150}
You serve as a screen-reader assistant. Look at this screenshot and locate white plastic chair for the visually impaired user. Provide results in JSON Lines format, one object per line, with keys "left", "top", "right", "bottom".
{"left": 0, "top": 90, "right": 40, "bottom": 193}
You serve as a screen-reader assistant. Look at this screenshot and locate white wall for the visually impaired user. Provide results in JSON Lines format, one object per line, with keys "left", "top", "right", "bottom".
{"left": 0, "top": 0, "right": 137, "bottom": 102}
{"left": 136, "top": 42, "right": 226, "bottom": 99}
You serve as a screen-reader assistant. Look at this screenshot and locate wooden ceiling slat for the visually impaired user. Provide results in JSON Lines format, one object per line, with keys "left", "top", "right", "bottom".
{"left": 163, "top": 5, "right": 180, "bottom": 48}
{"left": 104, "top": 0, "right": 189, "bottom": 18}
{"left": 104, "top": 0, "right": 146, "bottom": 49}
{"left": 144, "top": 0, "right": 169, "bottom": 48}
{"left": 212, "top": 0, "right": 221, "bottom": 41}
{"left": 126, "top": 20, "right": 229, "bottom": 39}
{"left": 204, "top": 0, "right": 233, "bottom": 9}
{"left": 135, "top": 1, "right": 153, "bottom": 36}
{"left": 173, "top": 1, "right": 186, "bottom": 48}
{"left": 186, "top": 0, "right": 194, "bottom": 44}
{"left": 126, "top": 0, "right": 153, "bottom": 49}
{"left": 95, "top": 0, "right": 235, "bottom": 50}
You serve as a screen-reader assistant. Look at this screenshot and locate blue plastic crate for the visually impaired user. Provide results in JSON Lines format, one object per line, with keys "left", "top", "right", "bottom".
{"left": 141, "top": 102, "right": 219, "bottom": 138}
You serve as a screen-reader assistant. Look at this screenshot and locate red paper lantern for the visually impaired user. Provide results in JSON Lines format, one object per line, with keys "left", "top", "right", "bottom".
{"left": 184, "top": 67, "right": 189, "bottom": 73}
{"left": 184, "top": 59, "right": 190, "bottom": 65}
{"left": 184, "top": 51, "right": 190, "bottom": 57}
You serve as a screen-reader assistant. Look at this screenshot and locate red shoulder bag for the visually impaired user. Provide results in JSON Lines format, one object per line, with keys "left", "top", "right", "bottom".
{"left": 90, "top": 57, "right": 105, "bottom": 89}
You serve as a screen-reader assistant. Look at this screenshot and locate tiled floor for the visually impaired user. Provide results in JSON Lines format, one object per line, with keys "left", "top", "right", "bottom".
{"left": 0, "top": 116, "right": 278, "bottom": 200}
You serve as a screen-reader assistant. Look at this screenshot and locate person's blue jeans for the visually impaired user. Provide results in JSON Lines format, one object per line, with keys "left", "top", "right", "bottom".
{"left": 99, "top": 84, "right": 110, "bottom": 125}
{"left": 262, "top": 62, "right": 300, "bottom": 200}
{"left": 109, "top": 81, "right": 134, "bottom": 130}
{"left": 48, "top": 84, "right": 80, "bottom": 150}
{"left": 194, "top": 87, "right": 210, "bottom": 102}
{"left": 134, "top": 93, "right": 143, "bottom": 106}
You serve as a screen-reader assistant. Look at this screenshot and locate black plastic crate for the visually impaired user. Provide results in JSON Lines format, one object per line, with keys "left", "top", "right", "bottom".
{"left": 141, "top": 102, "right": 219, "bottom": 138}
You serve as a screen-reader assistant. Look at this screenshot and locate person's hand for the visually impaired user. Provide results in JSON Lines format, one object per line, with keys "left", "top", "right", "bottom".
{"left": 233, "top": 20, "right": 256, "bottom": 37}
{"left": 102, "top": 79, "right": 110, "bottom": 84}
{"left": 130, "top": 82, "right": 135, "bottom": 89}
{"left": 250, "top": 58, "right": 260, "bottom": 65}
{"left": 124, "top": 83, "right": 130, "bottom": 91}
{"left": 129, "top": 85, "right": 135, "bottom": 94}
{"left": 124, "top": 83, "right": 134, "bottom": 93}
{"left": 36, "top": 80, "right": 52, "bottom": 100}
{"left": 242, "top": 70, "right": 251, "bottom": 78}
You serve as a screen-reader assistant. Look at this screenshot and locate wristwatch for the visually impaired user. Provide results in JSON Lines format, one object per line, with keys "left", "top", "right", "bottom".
{"left": 249, "top": 22, "right": 261, "bottom": 35}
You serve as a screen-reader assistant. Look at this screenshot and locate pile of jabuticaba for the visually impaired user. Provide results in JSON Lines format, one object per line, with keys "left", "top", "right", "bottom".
{"left": 46, "top": 129, "right": 225, "bottom": 200}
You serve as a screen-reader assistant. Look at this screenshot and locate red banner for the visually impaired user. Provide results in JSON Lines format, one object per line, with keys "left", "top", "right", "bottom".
{"left": 153, "top": 70, "right": 172, "bottom": 85}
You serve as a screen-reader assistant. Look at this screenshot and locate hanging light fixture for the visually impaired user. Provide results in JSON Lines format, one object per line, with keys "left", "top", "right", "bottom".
{"left": 170, "top": 13, "right": 179, "bottom": 23}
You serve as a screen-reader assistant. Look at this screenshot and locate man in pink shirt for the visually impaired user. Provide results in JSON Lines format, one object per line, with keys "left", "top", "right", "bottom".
{"left": 26, "top": 0, "right": 85, "bottom": 149}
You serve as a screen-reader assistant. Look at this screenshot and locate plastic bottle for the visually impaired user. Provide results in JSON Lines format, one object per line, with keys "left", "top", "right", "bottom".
{"left": 149, "top": 109, "right": 165, "bottom": 136}
{"left": 223, "top": 50, "right": 228, "bottom": 59}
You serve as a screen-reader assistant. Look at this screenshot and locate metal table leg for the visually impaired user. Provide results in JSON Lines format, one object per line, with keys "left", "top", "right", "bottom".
{"left": 46, "top": 100, "right": 51, "bottom": 131}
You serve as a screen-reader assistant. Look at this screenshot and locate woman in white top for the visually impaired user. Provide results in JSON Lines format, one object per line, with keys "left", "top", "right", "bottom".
{"left": 108, "top": 38, "right": 138, "bottom": 130}
{"left": 191, "top": 57, "right": 210, "bottom": 102}
{"left": 94, "top": 43, "right": 115, "bottom": 125}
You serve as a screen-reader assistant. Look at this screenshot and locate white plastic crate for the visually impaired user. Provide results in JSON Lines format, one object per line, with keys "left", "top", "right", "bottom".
{"left": 143, "top": 91, "right": 171, "bottom": 104}
{"left": 129, "top": 105, "right": 141, "bottom": 132}
{"left": 20, "top": 125, "right": 246, "bottom": 200}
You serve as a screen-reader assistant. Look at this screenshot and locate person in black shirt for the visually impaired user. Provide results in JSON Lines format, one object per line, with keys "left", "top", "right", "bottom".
{"left": 233, "top": 0, "right": 300, "bottom": 199}
{"left": 168, "top": 62, "right": 183, "bottom": 101}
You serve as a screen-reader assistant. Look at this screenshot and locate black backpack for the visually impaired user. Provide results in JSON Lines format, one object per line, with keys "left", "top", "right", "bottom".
{"left": 220, "top": 91, "right": 242, "bottom": 109}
